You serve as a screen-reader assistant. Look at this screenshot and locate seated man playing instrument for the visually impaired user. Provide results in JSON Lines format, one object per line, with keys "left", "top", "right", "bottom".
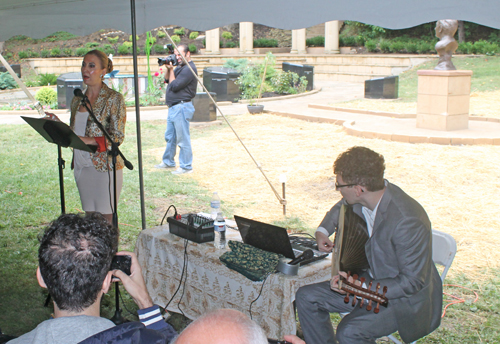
{"left": 296, "top": 146, "right": 442, "bottom": 344}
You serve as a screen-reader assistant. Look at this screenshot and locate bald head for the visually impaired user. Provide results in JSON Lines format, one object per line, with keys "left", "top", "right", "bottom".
{"left": 173, "top": 309, "right": 268, "bottom": 344}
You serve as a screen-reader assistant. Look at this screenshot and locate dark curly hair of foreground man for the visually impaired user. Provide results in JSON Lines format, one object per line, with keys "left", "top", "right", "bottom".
{"left": 8, "top": 213, "right": 176, "bottom": 344}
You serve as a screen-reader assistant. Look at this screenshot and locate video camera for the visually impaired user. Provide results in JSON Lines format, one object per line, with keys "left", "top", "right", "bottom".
{"left": 158, "top": 44, "right": 178, "bottom": 67}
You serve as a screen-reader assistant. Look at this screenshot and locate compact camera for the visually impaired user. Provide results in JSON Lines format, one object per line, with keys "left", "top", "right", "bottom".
{"left": 110, "top": 255, "right": 132, "bottom": 275}
{"left": 158, "top": 44, "right": 178, "bottom": 67}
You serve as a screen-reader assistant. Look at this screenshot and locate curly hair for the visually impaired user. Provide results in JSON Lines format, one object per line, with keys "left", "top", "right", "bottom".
{"left": 38, "top": 213, "right": 119, "bottom": 312}
{"left": 333, "top": 146, "right": 385, "bottom": 191}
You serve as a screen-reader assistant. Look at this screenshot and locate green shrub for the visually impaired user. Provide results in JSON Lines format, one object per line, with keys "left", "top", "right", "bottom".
{"left": 153, "top": 44, "right": 165, "bottom": 54}
{"left": 38, "top": 73, "right": 57, "bottom": 86}
{"left": 224, "top": 41, "right": 236, "bottom": 48}
{"left": 29, "top": 50, "right": 40, "bottom": 58}
{"left": 365, "top": 40, "right": 378, "bottom": 52}
{"left": 221, "top": 31, "right": 233, "bottom": 40}
{"left": 75, "top": 47, "right": 89, "bottom": 56}
{"left": 118, "top": 44, "right": 131, "bottom": 55}
{"left": 50, "top": 48, "right": 61, "bottom": 57}
{"left": 0, "top": 72, "right": 17, "bottom": 90}
{"left": 101, "top": 44, "right": 115, "bottom": 56}
{"left": 305, "top": 36, "right": 325, "bottom": 47}
{"left": 63, "top": 48, "right": 73, "bottom": 56}
{"left": 379, "top": 40, "right": 391, "bottom": 52}
{"left": 40, "top": 50, "right": 50, "bottom": 58}
{"left": 3, "top": 52, "right": 13, "bottom": 60}
{"left": 417, "top": 41, "right": 433, "bottom": 54}
{"left": 171, "top": 35, "right": 181, "bottom": 44}
{"left": 18, "top": 51, "right": 29, "bottom": 59}
{"left": 107, "top": 36, "right": 119, "bottom": 44}
{"left": 406, "top": 42, "right": 418, "bottom": 54}
{"left": 128, "top": 35, "right": 140, "bottom": 42}
{"left": 188, "top": 44, "right": 197, "bottom": 53}
{"left": 457, "top": 42, "right": 472, "bottom": 54}
{"left": 43, "top": 31, "right": 78, "bottom": 42}
{"left": 157, "top": 31, "right": 166, "bottom": 38}
{"left": 35, "top": 86, "right": 57, "bottom": 106}
{"left": 9, "top": 35, "right": 30, "bottom": 42}
{"left": 189, "top": 32, "right": 199, "bottom": 40}
{"left": 85, "top": 42, "right": 99, "bottom": 49}
{"left": 123, "top": 41, "right": 133, "bottom": 48}
{"left": 390, "top": 41, "right": 405, "bottom": 53}
{"left": 253, "top": 38, "right": 278, "bottom": 47}
{"left": 340, "top": 35, "right": 356, "bottom": 47}
{"left": 355, "top": 35, "right": 365, "bottom": 47}
{"left": 174, "top": 27, "right": 185, "bottom": 36}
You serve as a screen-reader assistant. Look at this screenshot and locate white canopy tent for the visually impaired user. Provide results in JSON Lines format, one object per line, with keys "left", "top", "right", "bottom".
{"left": 1, "top": 0, "right": 499, "bottom": 227}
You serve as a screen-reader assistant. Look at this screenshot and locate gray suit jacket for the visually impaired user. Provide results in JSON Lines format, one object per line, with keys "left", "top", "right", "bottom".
{"left": 319, "top": 182, "right": 442, "bottom": 343}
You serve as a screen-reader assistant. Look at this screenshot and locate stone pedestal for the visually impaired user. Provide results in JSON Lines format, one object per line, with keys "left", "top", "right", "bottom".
{"left": 416, "top": 70, "right": 473, "bottom": 131}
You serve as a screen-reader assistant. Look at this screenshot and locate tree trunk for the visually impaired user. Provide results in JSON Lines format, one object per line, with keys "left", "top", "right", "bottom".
{"left": 458, "top": 20, "right": 465, "bottom": 43}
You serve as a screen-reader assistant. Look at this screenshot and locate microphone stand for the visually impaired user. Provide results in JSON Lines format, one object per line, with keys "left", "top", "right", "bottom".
{"left": 77, "top": 92, "right": 133, "bottom": 325}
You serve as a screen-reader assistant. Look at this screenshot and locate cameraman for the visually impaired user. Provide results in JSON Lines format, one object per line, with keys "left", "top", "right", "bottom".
{"left": 155, "top": 44, "right": 198, "bottom": 175}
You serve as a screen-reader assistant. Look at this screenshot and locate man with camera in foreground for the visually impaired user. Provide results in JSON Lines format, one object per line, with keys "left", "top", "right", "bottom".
{"left": 9, "top": 213, "right": 176, "bottom": 344}
{"left": 155, "top": 44, "right": 198, "bottom": 175}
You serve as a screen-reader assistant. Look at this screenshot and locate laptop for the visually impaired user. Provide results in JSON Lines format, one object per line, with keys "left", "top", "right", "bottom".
{"left": 234, "top": 215, "right": 329, "bottom": 266}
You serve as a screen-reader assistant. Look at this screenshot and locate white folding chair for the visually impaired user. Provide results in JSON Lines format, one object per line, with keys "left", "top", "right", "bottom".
{"left": 386, "top": 229, "right": 457, "bottom": 344}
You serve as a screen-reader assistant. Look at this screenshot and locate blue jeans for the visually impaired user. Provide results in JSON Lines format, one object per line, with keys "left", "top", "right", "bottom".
{"left": 162, "top": 102, "right": 194, "bottom": 170}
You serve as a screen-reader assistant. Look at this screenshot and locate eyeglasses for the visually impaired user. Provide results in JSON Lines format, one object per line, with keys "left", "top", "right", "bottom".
{"left": 335, "top": 182, "right": 357, "bottom": 190}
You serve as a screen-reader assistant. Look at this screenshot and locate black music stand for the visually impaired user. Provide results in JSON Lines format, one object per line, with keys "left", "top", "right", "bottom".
{"left": 21, "top": 116, "right": 96, "bottom": 214}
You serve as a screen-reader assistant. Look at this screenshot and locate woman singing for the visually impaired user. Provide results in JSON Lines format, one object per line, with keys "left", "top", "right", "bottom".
{"left": 69, "top": 50, "right": 126, "bottom": 224}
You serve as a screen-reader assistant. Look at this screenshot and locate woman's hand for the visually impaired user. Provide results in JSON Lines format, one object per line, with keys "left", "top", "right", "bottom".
{"left": 44, "top": 112, "right": 61, "bottom": 122}
{"left": 78, "top": 136, "right": 97, "bottom": 145}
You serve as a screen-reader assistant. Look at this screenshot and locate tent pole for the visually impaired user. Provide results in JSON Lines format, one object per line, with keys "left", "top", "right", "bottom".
{"left": 130, "top": 0, "right": 147, "bottom": 229}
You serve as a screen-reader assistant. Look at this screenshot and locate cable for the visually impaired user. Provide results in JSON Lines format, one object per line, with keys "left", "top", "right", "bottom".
{"left": 249, "top": 272, "right": 273, "bottom": 320}
{"left": 176, "top": 236, "right": 190, "bottom": 317}
{"left": 117, "top": 283, "right": 139, "bottom": 320}
{"left": 161, "top": 237, "right": 189, "bottom": 317}
{"left": 161, "top": 204, "right": 178, "bottom": 225}
{"left": 441, "top": 284, "right": 479, "bottom": 318}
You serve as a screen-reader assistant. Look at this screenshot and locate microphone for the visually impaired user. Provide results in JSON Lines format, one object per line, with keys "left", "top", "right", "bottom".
{"left": 288, "top": 249, "right": 314, "bottom": 266}
{"left": 74, "top": 88, "right": 88, "bottom": 103}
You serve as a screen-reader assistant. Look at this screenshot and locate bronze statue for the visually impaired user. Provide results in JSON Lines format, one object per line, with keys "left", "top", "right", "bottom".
{"left": 434, "top": 20, "right": 459, "bottom": 70}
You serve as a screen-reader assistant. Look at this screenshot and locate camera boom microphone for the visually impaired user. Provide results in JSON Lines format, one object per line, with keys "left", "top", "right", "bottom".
{"left": 288, "top": 249, "right": 314, "bottom": 266}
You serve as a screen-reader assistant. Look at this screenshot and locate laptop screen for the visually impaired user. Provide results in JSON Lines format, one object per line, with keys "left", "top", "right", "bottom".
{"left": 234, "top": 215, "right": 296, "bottom": 259}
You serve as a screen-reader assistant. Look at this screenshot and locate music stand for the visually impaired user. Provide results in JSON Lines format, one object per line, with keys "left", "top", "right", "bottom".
{"left": 21, "top": 116, "right": 96, "bottom": 214}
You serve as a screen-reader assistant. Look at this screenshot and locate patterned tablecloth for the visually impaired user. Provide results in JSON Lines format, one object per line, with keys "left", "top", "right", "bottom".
{"left": 136, "top": 225, "right": 332, "bottom": 339}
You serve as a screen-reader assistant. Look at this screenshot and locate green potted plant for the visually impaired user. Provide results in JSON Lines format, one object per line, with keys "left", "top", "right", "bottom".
{"left": 242, "top": 86, "right": 264, "bottom": 114}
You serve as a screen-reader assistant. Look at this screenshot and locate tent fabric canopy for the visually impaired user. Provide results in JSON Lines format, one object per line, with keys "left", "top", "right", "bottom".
{"left": 0, "top": 0, "right": 499, "bottom": 41}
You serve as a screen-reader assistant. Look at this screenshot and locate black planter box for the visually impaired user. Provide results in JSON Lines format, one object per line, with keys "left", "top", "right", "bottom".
{"left": 0, "top": 64, "right": 21, "bottom": 78}
{"left": 192, "top": 92, "right": 217, "bottom": 122}
{"left": 203, "top": 67, "right": 240, "bottom": 102}
{"left": 282, "top": 62, "right": 314, "bottom": 91}
{"left": 57, "top": 72, "right": 84, "bottom": 109}
{"left": 364, "top": 76, "right": 399, "bottom": 99}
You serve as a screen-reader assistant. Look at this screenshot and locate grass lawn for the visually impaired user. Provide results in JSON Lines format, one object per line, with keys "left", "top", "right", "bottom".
{"left": 1, "top": 111, "right": 499, "bottom": 342}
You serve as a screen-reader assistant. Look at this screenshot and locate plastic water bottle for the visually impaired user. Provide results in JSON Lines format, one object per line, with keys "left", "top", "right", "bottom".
{"left": 210, "top": 192, "right": 221, "bottom": 219}
{"left": 214, "top": 212, "right": 226, "bottom": 249}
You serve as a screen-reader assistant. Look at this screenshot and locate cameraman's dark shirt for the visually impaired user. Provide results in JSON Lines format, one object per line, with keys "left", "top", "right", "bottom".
{"left": 165, "top": 61, "right": 197, "bottom": 107}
